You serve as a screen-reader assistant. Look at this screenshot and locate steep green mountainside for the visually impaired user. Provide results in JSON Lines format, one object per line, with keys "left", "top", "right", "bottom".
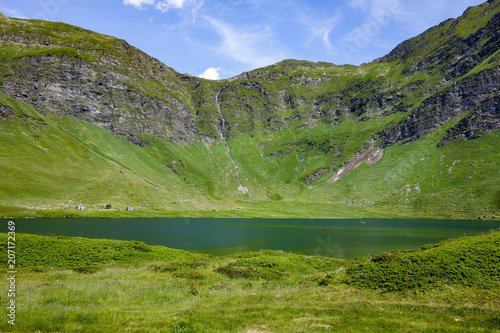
{"left": 0, "top": 1, "right": 499, "bottom": 218}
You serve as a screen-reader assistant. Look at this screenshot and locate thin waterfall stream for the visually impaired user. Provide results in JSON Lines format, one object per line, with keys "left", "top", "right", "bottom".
{"left": 215, "top": 88, "right": 249, "bottom": 194}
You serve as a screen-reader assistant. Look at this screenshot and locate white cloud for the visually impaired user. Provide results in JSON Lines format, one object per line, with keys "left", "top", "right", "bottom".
{"left": 204, "top": 16, "right": 286, "bottom": 69}
{"left": 123, "top": 0, "right": 194, "bottom": 12}
{"left": 198, "top": 67, "right": 221, "bottom": 80}
{"left": 123, "top": 0, "right": 155, "bottom": 10}
{"left": 312, "top": 21, "right": 337, "bottom": 51}
{"left": 190, "top": 0, "right": 204, "bottom": 23}
{"left": 155, "top": 0, "right": 193, "bottom": 12}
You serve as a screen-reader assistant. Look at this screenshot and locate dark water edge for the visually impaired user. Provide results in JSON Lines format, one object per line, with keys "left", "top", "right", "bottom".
{"left": 4, "top": 218, "right": 500, "bottom": 258}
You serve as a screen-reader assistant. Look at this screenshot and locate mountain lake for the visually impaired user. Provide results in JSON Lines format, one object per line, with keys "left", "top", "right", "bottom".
{"left": 8, "top": 218, "right": 500, "bottom": 258}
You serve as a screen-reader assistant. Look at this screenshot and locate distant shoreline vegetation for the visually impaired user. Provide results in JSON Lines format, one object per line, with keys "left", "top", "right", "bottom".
{"left": 1, "top": 201, "right": 499, "bottom": 220}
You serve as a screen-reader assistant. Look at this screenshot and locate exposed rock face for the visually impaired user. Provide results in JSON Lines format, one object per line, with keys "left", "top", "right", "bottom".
{"left": 212, "top": 2, "right": 500, "bottom": 143}
{"left": 0, "top": 0, "right": 499, "bottom": 151}
{"left": 0, "top": 20, "right": 207, "bottom": 145}
{"left": 0, "top": 104, "right": 15, "bottom": 119}
{"left": 439, "top": 93, "right": 500, "bottom": 144}
{"left": 381, "top": 68, "right": 500, "bottom": 147}
{"left": 304, "top": 168, "right": 330, "bottom": 184}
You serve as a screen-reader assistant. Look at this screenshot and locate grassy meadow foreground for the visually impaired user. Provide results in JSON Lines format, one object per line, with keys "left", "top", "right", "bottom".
{"left": 1, "top": 231, "right": 499, "bottom": 332}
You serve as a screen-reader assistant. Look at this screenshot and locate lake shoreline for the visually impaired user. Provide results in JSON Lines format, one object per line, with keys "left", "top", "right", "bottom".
{"left": 1, "top": 202, "right": 499, "bottom": 221}
{"left": 10, "top": 217, "right": 500, "bottom": 259}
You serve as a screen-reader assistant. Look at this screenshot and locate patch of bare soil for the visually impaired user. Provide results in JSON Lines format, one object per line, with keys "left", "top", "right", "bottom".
{"left": 329, "top": 147, "right": 383, "bottom": 182}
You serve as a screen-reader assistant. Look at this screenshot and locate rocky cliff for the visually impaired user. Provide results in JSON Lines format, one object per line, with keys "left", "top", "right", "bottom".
{"left": 0, "top": 17, "right": 210, "bottom": 145}
{"left": 1, "top": 0, "right": 499, "bottom": 149}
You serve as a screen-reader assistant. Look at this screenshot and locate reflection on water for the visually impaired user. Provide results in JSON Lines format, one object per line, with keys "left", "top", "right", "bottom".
{"left": 11, "top": 218, "right": 500, "bottom": 259}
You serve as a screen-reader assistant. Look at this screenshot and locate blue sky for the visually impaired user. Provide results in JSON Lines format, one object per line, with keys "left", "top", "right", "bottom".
{"left": 0, "top": 0, "right": 486, "bottom": 79}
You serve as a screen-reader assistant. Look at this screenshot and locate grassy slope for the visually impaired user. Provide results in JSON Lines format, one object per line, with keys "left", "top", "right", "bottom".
{"left": 0, "top": 1, "right": 499, "bottom": 219}
{"left": 300, "top": 118, "right": 500, "bottom": 219}
{"left": 0, "top": 89, "right": 499, "bottom": 219}
{"left": 0, "top": 92, "right": 211, "bottom": 213}
{"left": 0, "top": 232, "right": 498, "bottom": 332}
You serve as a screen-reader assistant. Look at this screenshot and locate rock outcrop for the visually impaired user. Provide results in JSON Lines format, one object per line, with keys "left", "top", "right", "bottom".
{"left": 0, "top": 0, "right": 499, "bottom": 155}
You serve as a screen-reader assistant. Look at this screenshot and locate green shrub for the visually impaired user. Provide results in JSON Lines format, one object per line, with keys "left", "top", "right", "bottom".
{"left": 343, "top": 231, "right": 500, "bottom": 291}
{"left": 130, "top": 240, "right": 152, "bottom": 252}
{"left": 0, "top": 233, "right": 190, "bottom": 270}
{"left": 215, "top": 264, "right": 286, "bottom": 280}
{"left": 370, "top": 251, "right": 399, "bottom": 262}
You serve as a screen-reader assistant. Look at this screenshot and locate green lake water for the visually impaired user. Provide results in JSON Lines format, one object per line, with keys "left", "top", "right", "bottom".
{"left": 10, "top": 218, "right": 500, "bottom": 258}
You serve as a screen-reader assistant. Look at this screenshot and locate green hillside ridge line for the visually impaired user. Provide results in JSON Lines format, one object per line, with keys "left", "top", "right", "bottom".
{"left": 0, "top": 0, "right": 499, "bottom": 218}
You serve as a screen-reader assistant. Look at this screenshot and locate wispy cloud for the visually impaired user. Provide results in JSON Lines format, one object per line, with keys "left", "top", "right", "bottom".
{"left": 0, "top": 4, "right": 28, "bottom": 18}
{"left": 204, "top": 16, "right": 286, "bottom": 69}
{"left": 190, "top": 0, "right": 204, "bottom": 23}
{"left": 123, "top": 0, "right": 155, "bottom": 10}
{"left": 298, "top": 10, "right": 341, "bottom": 51}
{"left": 123, "top": 0, "right": 195, "bottom": 12}
{"left": 198, "top": 67, "right": 221, "bottom": 80}
{"left": 155, "top": 0, "right": 193, "bottom": 13}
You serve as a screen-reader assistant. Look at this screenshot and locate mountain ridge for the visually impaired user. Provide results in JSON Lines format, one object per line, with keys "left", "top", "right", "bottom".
{"left": 0, "top": 1, "right": 499, "bottom": 219}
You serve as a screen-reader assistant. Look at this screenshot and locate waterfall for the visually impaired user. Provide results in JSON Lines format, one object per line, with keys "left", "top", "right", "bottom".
{"left": 215, "top": 88, "right": 249, "bottom": 194}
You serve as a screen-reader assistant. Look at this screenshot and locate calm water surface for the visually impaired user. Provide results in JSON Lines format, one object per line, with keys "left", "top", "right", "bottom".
{"left": 10, "top": 218, "right": 500, "bottom": 258}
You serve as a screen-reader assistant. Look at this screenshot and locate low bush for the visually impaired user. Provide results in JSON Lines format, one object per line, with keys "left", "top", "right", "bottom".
{"left": 0, "top": 233, "right": 190, "bottom": 271}
{"left": 343, "top": 231, "right": 500, "bottom": 291}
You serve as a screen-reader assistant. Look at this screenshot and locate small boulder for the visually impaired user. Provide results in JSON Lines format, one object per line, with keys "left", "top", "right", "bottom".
{"left": 126, "top": 205, "right": 134, "bottom": 211}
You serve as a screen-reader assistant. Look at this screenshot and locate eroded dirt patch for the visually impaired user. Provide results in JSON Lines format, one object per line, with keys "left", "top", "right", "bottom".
{"left": 329, "top": 147, "right": 383, "bottom": 182}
